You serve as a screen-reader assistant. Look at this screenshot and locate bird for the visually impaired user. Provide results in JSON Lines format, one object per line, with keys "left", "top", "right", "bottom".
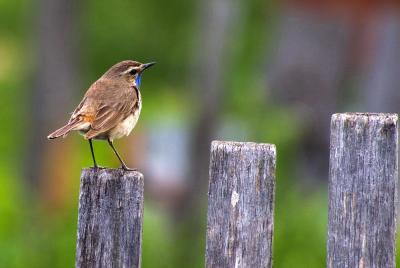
{"left": 47, "top": 60, "right": 155, "bottom": 170}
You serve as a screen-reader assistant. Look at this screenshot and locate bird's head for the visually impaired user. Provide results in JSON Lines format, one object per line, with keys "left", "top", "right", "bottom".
{"left": 104, "top": 60, "right": 156, "bottom": 88}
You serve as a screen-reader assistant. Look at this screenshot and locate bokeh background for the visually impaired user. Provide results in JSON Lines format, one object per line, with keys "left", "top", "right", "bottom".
{"left": 1, "top": 0, "right": 400, "bottom": 267}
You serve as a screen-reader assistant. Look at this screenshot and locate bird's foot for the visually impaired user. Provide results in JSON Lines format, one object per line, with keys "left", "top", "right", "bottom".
{"left": 120, "top": 165, "right": 137, "bottom": 171}
{"left": 92, "top": 165, "right": 106, "bottom": 170}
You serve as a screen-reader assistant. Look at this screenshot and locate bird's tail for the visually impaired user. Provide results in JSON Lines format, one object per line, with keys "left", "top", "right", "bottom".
{"left": 47, "top": 119, "right": 84, "bottom": 139}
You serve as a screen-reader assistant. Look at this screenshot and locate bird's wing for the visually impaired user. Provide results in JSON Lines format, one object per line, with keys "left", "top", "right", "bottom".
{"left": 84, "top": 102, "right": 135, "bottom": 139}
{"left": 82, "top": 79, "right": 138, "bottom": 139}
{"left": 68, "top": 96, "right": 90, "bottom": 122}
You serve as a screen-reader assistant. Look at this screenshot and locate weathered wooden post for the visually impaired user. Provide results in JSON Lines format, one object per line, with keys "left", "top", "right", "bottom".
{"left": 75, "top": 168, "right": 144, "bottom": 268}
{"left": 206, "top": 141, "right": 276, "bottom": 268}
{"left": 327, "top": 113, "right": 398, "bottom": 268}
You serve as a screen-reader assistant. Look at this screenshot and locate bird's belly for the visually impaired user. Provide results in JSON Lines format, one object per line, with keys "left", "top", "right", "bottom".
{"left": 108, "top": 112, "right": 140, "bottom": 140}
{"left": 77, "top": 123, "right": 91, "bottom": 135}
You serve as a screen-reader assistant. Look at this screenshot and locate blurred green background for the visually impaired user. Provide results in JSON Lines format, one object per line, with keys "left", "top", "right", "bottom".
{"left": 1, "top": 0, "right": 400, "bottom": 267}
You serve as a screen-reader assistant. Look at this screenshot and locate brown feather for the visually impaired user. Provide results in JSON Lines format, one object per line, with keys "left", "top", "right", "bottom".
{"left": 47, "top": 60, "right": 141, "bottom": 140}
{"left": 47, "top": 118, "right": 85, "bottom": 139}
{"left": 77, "top": 78, "right": 138, "bottom": 139}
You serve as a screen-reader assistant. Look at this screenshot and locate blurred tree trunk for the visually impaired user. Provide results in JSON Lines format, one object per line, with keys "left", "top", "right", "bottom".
{"left": 27, "top": 0, "right": 79, "bottom": 199}
{"left": 186, "top": 0, "right": 238, "bottom": 215}
{"left": 175, "top": 0, "right": 239, "bottom": 264}
{"left": 362, "top": 12, "right": 400, "bottom": 112}
{"left": 269, "top": 9, "right": 350, "bottom": 181}
{"left": 187, "top": 0, "right": 237, "bottom": 212}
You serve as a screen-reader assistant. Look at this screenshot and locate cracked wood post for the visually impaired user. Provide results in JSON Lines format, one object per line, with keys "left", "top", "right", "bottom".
{"left": 75, "top": 168, "right": 144, "bottom": 268}
{"left": 206, "top": 141, "right": 276, "bottom": 268}
{"left": 327, "top": 113, "right": 398, "bottom": 268}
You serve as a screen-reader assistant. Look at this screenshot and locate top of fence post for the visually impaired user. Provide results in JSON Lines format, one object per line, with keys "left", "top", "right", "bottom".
{"left": 75, "top": 168, "right": 144, "bottom": 268}
{"left": 327, "top": 113, "right": 398, "bottom": 268}
{"left": 206, "top": 141, "right": 276, "bottom": 268}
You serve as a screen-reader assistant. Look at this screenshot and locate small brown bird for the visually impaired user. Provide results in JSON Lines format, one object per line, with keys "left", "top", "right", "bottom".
{"left": 47, "top": 60, "right": 155, "bottom": 170}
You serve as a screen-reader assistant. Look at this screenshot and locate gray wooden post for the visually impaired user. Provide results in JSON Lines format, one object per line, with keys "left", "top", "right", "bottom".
{"left": 75, "top": 168, "right": 144, "bottom": 268}
{"left": 206, "top": 141, "right": 276, "bottom": 268}
{"left": 327, "top": 113, "right": 398, "bottom": 268}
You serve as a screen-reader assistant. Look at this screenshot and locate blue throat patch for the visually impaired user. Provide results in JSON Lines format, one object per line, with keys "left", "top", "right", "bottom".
{"left": 135, "top": 74, "right": 142, "bottom": 88}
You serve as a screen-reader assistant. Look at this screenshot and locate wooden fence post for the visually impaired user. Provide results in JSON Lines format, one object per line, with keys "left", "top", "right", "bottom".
{"left": 327, "top": 113, "right": 398, "bottom": 268}
{"left": 206, "top": 141, "right": 276, "bottom": 268}
{"left": 75, "top": 168, "right": 144, "bottom": 268}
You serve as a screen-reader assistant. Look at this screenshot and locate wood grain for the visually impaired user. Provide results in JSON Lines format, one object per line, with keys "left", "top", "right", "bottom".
{"left": 206, "top": 141, "right": 276, "bottom": 268}
{"left": 327, "top": 113, "right": 398, "bottom": 268}
{"left": 75, "top": 168, "right": 144, "bottom": 268}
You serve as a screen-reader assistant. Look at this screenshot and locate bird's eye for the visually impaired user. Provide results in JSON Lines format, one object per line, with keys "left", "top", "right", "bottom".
{"left": 129, "top": 69, "right": 137, "bottom": 75}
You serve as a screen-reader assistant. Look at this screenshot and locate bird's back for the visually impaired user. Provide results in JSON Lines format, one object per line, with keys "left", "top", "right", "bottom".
{"left": 69, "top": 77, "right": 139, "bottom": 139}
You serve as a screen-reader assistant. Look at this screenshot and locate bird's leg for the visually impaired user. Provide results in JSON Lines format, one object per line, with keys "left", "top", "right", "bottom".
{"left": 107, "top": 138, "right": 137, "bottom": 171}
{"left": 88, "top": 139, "right": 98, "bottom": 168}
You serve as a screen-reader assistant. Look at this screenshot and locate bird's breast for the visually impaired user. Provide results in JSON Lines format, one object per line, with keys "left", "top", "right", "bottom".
{"left": 108, "top": 94, "right": 142, "bottom": 140}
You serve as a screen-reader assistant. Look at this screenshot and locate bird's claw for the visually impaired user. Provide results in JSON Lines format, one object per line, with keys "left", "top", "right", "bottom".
{"left": 93, "top": 165, "right": 106, "bottom": 170}
{"left": 121, "top": 165, "right": 137, "bottom": 171}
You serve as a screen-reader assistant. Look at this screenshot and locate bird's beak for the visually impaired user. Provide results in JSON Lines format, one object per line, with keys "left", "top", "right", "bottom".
{"left": 142, "top": 62, "right": 156, "bottom": 71}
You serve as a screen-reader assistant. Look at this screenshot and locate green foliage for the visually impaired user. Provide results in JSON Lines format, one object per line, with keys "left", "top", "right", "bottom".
{"left": 274, "top": 185, "right": 327, "bottom": 267}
